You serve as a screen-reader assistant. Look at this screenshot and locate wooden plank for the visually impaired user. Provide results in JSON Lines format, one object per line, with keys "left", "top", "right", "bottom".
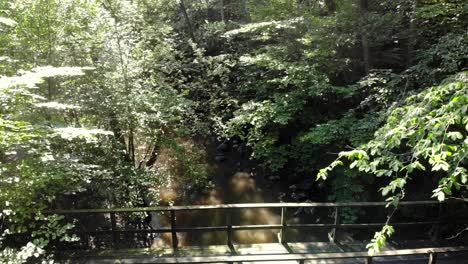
{"left": 81, "top": 246, "right": 468, "bottom": 263}
{"left": 235, "top": 242, "right": 293, "bottom": 255}
{"left": 55, "top": 242, "right": 453, "bottom": 258}
{"left": 48, "top": 200, "right": 451, "bottom": 214}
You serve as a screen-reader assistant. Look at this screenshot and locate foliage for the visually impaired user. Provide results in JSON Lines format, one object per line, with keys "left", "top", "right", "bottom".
{"left": 319, "top": 72, "right": 467, "bottom": 250}
{"left": 1, "top": 0, "right": 467, "bottom": 261}
{"left": 0, "top": 1, "right": 208, "bottom": 261}
{"left": 180, "top": 0, "right": 467, "bottom": 220}
{"left": 366, "top": 225, "right": 395, "bottom": 254}
{"left": 319, "top": 73, "right": 467, "bottom": 201}
{"left": 0, "top": 67, "right": 96, "bottom": 261}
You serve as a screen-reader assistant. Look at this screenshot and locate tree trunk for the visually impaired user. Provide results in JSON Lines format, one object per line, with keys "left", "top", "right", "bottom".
{"left": 179, "top": 0, "right": 197, "bottom": 42}
{"left": 238, "top": 0, "right": 251, "bottom": 22}
{"left": 359, "top": 0, "right": 371, "bottom": 74}
{"left": 109, "top": 115, "right": 131, "bottom": 163}
{"left": 128, "top": 129, "right": 135, "bottom": 166}
{"left": 406, "top": 0, "right": 417, "bottom": 68}
{"left": 220, "top": 0, "right": 225, "bottom": 22}
{"left": 325, "top": 0, "right": 336, "bottom": 14}
{"left": 146, "top": 146, "right": 160, "bottom": 169}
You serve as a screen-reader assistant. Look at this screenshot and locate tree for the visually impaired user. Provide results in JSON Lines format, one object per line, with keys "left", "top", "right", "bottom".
{"left": 1, "top": 1, "right": 209, "bottom": 261}
{"left": 319, "top": 72, "right": 467, "bottom": 252}
{"left": 1, "top": 0, "right": 467, "bottom": 261}
{"left": 0, "top": 66, "right": 98, "bottom": 262}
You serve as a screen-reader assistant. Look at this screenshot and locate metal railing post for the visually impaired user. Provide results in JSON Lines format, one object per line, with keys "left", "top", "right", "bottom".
{"left": 170, "top": 210, "right": 178, "bottom": 250}
{"left": 110, "top": 212, "right": 118, "bottom": 247}
{"left": 279, "top": 207, "right": 287, "bottom": 243}
{"left": 226, "top": 209, "right": 233, "bottom": 246}
{"left": 431, "top": 204, "right": 443, "bottom": 242}
{"left": 331, "top": 206, "right": 341, "bottom": 243}
{"left": 428, "top": 252, "right": 437, "bottom": 264}
{"left": 83, "top": 232, "right": 90, "bottom": 249}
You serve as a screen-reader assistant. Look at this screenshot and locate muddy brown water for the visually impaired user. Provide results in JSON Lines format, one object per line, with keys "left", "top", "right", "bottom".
{"left": 151, "top": 169, "right": 330, "bottom": 248}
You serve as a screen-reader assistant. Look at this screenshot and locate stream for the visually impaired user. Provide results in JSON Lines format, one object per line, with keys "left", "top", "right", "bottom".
{"left": 149, "top": 140, "right": 329, "bottom": 248}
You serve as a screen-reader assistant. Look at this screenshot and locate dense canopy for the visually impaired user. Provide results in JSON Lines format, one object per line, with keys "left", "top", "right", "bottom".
{"left": 0, "top": 0, "right": 466, "bottom": 262}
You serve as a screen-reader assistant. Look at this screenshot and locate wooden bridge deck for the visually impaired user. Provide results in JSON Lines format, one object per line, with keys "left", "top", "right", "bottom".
{"left": 61, "top": 241, "right": 468, "bottom": 263}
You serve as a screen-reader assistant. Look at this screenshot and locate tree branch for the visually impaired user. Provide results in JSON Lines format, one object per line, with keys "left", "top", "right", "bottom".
{"left": 447, "top": 226, "right": 468, "bottom": 240}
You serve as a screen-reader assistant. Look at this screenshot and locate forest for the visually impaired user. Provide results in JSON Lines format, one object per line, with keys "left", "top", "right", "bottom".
{"left": 0, "top": 0, "right": 467, "bottom": 262}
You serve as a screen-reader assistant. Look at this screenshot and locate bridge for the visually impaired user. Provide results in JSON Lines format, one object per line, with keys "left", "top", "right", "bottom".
{"left": 50, "top": 200, "right": 467, "bottom": 263}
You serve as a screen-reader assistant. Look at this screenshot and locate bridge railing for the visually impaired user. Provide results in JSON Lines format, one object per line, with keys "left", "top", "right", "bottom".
{"left": 48, "top": 200, "right": 464, "bottom": 250}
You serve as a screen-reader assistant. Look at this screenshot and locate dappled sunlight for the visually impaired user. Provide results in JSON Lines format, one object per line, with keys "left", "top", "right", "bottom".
{"left": 146, "top": 143, "right": 321, "bottom": 246}
{"left": 150, "top": 137, "right": 211, "bottom": 206}
{"left": 229, "top": 172, "right": 282, "bottom": 244}
{"left": 159, "top": 186, "right": 178, "bottom": 204}
{"left": 234, "top": 230, "right": 277, "bottom": 244}
{"left": 197, "top": 189, "right": 225, "bottom": 205}
{"left": 151, "top": 171, "right": 284, "bottom": 246}
{"left": 240, "top": 208, "right": 280, "bottom": 225}
{"left": 230, "top": 172, "right": 256, "bottom": 193}
{"left": 4, "top": 0, "right": 466, "bottom": 261}
{"left": 151, "top": 233, "right": 189, "bottom": 249}
{"left": 150, "top": 235, "right": 169, "bottom": 249}
{"left": 197, "top": 231, "right": 227, "bottom": 246}
{"left": 235, "top": 208, "right": 280, "bottom": 244}
{"left": 184, "top": 171, "right": 281, "bottom": 244}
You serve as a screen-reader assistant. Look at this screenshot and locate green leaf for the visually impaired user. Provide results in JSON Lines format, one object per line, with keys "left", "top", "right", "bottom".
{"left": 0, "top": 17, "right": 18, "bottom": 27}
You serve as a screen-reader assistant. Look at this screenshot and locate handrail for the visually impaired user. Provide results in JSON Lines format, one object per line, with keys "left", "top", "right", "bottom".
{"left": 46, "top": 200, "right": 466, "bottom": 250}
{"left": 48, "top": 200, "right": 447, "bottom": 214}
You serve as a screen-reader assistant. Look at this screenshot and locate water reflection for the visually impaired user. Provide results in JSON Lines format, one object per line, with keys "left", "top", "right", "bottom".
{"left": 149, "top": 172, "right": 292, "bottom": 247}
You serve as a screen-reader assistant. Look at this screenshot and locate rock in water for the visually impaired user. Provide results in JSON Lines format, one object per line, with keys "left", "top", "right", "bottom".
{"left": 215, "top": 155, "right": 227, "bottom": 162}
{"left": 267, "top": 175, "right": 280, "bottom": 181}
{"left": 237, "top": 143, "right": 246, "bottom": 157}
{"left": 294, "top": 207, "right": 304, "bottom": 216}
{"left": 216, "top": 142, "right": 229, "bottom": 152}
